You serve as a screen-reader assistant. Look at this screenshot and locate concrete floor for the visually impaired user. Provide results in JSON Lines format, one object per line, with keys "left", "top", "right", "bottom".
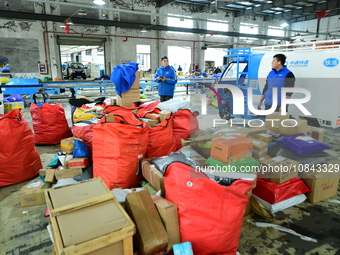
{"left": 0, "top": 86, "right": 340, "bottom": 255}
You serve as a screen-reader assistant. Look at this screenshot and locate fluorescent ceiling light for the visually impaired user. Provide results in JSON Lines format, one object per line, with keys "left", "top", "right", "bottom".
{"left": 93, "top": 0, "right": 105, "bottom": 5}
{"left": 141, "top": 28, "right": 147, "bottom": 33}
{"left": 280, "top": 22, "right": 289, "bottom": 27}
{"left": 78, "top": 8, "right": 87, "bottom": 15}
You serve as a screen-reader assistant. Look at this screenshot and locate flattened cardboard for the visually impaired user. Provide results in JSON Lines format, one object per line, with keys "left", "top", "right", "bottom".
{"left": 125, "top": 190, "right": 168, "bottom": 255}
{"left": 299, "top": 170, "right": 340, "bottom": 203}
{"left": 211, "top": 135, "right": 253, "bottom": 164}
{"left": 151, "top": 195, "right": 180, "bottom": 252}
{"left": 48, "top": 179, "right": 131, "bottom": 247}
{"left": 20, "top": 182, "right": 51, "bottom": 207}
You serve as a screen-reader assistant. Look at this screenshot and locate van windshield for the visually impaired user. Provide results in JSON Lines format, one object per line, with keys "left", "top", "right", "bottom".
{"left": 221, "top": 62, "right": 247, "bottom": 80}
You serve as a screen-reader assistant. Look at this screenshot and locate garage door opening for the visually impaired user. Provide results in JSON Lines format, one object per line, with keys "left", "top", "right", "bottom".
{"left": 58, "top": 36, "right": 106, "bottom": 80}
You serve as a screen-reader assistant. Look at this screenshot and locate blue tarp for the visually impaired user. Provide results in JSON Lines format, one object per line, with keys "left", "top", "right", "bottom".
{"left": 111, "top": 62, "right": 139, "bottom": 97}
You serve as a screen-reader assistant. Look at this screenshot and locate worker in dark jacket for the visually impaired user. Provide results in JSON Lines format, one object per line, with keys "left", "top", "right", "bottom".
{"left": 155, "top": 56, "right": 177, "bottom": 102}
{"left": 257, "top": 54, "right": 295, "bottom": 112}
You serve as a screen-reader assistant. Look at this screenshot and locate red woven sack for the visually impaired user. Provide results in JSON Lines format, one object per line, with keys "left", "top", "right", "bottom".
{"left": 30, "top": 103, "right": 72, "bottom": 144}
{"left": 172, "top": 110, "right": 199, "bottom": 150}
{"left": 146, "top": 113, "right": 177, "bottom": 158}
{"left": 72, "top": 124, "right": 94, "bottom": 153}
{"left": 0, "top": 109, "right": 42, "bottom": 186}
{"left": 164, "top": 162, "right": 254, "bottom": 255}
{"left": 93, "top": 110, "right": 148, "bottom": 189}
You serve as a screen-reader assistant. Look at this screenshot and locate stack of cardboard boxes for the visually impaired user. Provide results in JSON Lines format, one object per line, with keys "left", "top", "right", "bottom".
{"left": 116, "top": 71, "right": 141, "bottom": 107}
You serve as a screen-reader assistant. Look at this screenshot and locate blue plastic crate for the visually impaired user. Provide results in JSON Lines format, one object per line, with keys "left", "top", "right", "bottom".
{"left": 173, "top": 242, "right": 194, "bottom": 255}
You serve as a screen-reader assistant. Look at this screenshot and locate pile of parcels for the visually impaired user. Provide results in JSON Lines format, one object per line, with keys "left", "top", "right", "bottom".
{"left": 17, "top": 110, "right": 340, "bottom": 254}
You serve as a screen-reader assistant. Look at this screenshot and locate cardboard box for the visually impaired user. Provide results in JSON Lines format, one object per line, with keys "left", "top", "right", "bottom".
{"left": 151, "top": 195, "right": 180, "bottom": 252}
{"left": 250, "top": 137, "right": 268, "bottom": 158}
{"left": 45, "top": 178, "right": 135, "bottom": 253}
{"left": 125, "top": 190, "right": 168, "bottom": 255}
{"left": 117, "top": 89, "right": 140, "bottom": 108}
{"left": 310, "top": 127, "right": 325, "bottom": 142}
{"left": 159, "top": 110, "right": 171, "bottom": 122}
{"left": 55, "top": 168, "right": 83, "bottom": 180}
{"left": 207, "top": 98, "right": 213, "bottom": 105}
{"left": 141, "top": 158, "right": 165, "bottom": 196}
{"left": 39, "top": 169, "right": 48, "bottom": 176}
{"left": 60, "top": 137, "right": 83, "bottom": 154}
{"left": 266, "top": 113, "right": 290, "bottom": 127}
{"left": 145, "top": 113, "right": 160, "bottom": 123}
{"left": 218, "top": 127, "right": 267, "bottom": 138}
{"left": 279, "top": 119, "right": 308, "bottom": 136}
{"left": 306, "top": 125, "right": 313, "bottom": 136}
{"left": 138, "top": 118, "right": 158, "bottom": 127}
{"left": 262, "top": 156, "right": 299, "bottom": 184}
{"left": 299, "top": 170, "right": 340, "bottom": 203}
{"left": 211, "top": 135, "right": 253, "bottom": 164}
{"left": 254, "top": 133, "right": 272, "bottom": 143}
{"left": 20, "top": 181, "right": 51, "bottom": 207}
{"left": 4, "top": 101, "right": 24, "bottom": 113}
{"left": 66, "top": 157, "right": 89, "bottom": 169}
{"left": 45, "top": 168, "right": 57, "bottom": 183}
{"left": 257, "top": 154, "right": 272, "bottom": 163}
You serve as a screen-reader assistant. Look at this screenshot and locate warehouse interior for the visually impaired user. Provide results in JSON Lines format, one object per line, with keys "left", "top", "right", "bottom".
{"left": 1, "top": 0, "right": 340, "bottom": 255}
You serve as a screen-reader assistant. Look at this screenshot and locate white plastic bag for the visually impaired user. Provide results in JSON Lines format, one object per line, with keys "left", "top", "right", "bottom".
{"left": 157, "top": 98, "right": 190, "bottom": 113}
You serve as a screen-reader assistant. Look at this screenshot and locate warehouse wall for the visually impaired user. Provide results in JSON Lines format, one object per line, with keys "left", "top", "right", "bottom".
{"left": 1, "top": 0, "right": 339, "bottom": 79}
{"left": 0, "top": 18, "right": 46, "bottom": 78}
{"left": 291, "top": 16, "right": 340, "bottom": 42}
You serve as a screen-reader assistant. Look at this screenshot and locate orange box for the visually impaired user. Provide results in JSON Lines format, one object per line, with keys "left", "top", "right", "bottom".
{"left": 145, "top": 113, "right": 160, "bottom": 123}
{"left": 211, "top": 135, "right": 253, "bottom": 164}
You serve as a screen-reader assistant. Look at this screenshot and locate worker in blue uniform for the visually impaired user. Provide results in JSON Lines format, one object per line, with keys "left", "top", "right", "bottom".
{"left": 257, "top": 54, "right": 295, "bottom": 112}
{"left": 155, "top": 56, "right": 177, "bottom": 102}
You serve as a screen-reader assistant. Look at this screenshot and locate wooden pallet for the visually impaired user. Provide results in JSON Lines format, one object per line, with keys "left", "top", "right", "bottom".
{"left": 45, "top": 178, "right": 135, "bottom": 255}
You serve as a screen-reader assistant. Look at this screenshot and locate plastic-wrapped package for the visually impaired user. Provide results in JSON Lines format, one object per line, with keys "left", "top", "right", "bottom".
{"left": 253, "top": 194, "right": 307, "bottom": 214}
{"left": 157, "top": 98, "right": 190, "bottom": 113}
{"left": 253, "top": 177, "right": 310, "bottom": 204}
{"left": 150, "top": 152, "right": 200, "bottom": 174}
{"left": 277, "top": 133, "right": 332, "bottom": 156}
{"left": 276, "top": 147, "right": 336, "bottom": 165}
{"left": 73, "top": 165, "right": 93, "bottom": 181}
